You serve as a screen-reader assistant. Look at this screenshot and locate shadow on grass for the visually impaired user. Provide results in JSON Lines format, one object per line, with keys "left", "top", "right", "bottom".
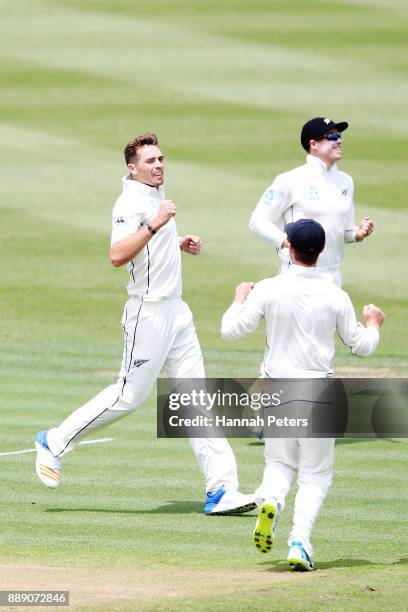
{"left": 259, "top": 556, "right": 408, "bottom": 572}
{"left": 46, "top": 500, "right": 257, "bottom": 516}
{"left": 247, "top": 441, "right": 267, "bottom": 446}
{"left": 335, "top": 438, "right": 403, "bottom": 445}
{"left": 248, "top": 439, "right": 403, "bottom": 448}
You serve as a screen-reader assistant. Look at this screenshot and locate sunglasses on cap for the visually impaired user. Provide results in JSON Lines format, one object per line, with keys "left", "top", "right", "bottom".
{"left": 319, "top": 131, "right": 342, "bottom": 142}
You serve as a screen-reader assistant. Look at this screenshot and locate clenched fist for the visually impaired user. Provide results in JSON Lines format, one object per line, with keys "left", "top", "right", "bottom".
{"left": 363, "top": 304, "right": 385, "bottom": 329}
{"left": 180, "top": 235, "right": 201, "bottom": 256}
{"left": 355, "top": 217, "right": 374, "bottom": 241}
{"left": 234, "top": 282, "right": 255, "bottom": 304}
{"left": 152, "top": 199, "right": 177, "bottom": 230}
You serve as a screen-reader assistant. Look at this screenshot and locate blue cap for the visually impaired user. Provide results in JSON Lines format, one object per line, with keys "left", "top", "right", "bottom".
{"left": 285, "top": 219, "right": 326, "bottom": 255}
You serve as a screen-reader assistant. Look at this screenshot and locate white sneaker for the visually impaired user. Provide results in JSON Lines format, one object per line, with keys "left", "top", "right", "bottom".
{"left": 35, "top": 431, "right": 61, "bottom": 488}
{"left": 205, "top": 487, "right": 256, "bottom": 515}
{"left": 253, "top": 498, "right": 280, "bottom": 553}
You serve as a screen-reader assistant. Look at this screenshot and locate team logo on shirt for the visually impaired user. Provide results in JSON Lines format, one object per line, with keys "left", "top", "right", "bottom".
{"left": 263, "top": 188, "right": 275, "bottom": 206}
{"left": 133, "top": 359, "right": 150, "bottom": 368}
{"left": 342, "top": 189, "right": 349, "bottom": 198}
{"left": 308, "top": 186, "right": 320, "bottom": 201}
{"left": 114, "top": 216, "right": 126, "bottom": 224}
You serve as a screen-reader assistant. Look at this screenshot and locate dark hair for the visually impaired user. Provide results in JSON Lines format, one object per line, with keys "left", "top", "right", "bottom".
{"left": 124, "top": 132, "right": 159, "bottom": 164}
{"left": 293, "top": 249, "right": 320, "bottom": 265}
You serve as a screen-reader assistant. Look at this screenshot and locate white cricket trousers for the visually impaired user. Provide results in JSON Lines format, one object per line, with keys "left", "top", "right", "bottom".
{"left": 47, "top": 297, "right": 238, "bottom": 493}
{"left": 254, "top": 437, "right": 335, "bottom": 557}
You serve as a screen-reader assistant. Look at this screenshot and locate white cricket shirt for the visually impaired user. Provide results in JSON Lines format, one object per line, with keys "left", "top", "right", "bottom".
{"left": 111, "top": 177, "right": 182, "bottom": 301}
{"left": 249, "top": 155, "right": 357, "bottom": 279}
{"left": 221, "top": 265, "right": 379, "bottom": 378}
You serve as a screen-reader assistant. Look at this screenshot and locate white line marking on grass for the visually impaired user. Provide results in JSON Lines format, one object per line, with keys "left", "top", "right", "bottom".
{"left": 0, "top": 438, "right": 114, "bottom": 457}
{"left": 80, "top": 438, "right": 114, "bottom": 446}
{"left": 0, "top": 448, "right": 36, "bottom": 457}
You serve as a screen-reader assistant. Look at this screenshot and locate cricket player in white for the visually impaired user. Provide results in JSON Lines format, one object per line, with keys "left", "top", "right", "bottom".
{"left": 249, "top": 117, "right": 374, "bottom": 287}
{"left": 35, "top": 132, "right": 255, "bottom": 516}
{"left": 221, "top": 219, "right": 384, "bottom": 569}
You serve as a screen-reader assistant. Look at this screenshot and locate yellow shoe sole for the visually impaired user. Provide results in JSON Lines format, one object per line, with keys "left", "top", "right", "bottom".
{"left": 287, "top": 556, "right": 313, "bottom": 571}
{"left": 253, "top": 501, "right": 277, "bottom": 554}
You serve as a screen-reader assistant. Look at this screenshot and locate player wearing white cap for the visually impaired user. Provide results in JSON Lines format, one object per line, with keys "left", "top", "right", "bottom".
{"left": 249, "top": 117, "right": 374, "bottom": 287}
{"left": 35, "top": 132, "right": 255, "bottom": 516}
{"left": 221, "top": 219, "right": 384, "bottom": 569}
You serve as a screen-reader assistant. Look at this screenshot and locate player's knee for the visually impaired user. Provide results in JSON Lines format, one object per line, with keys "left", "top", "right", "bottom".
{"left": 298, "top": 470, "right": 333, "bottom": 493}
{"left": 111, "top": 387, "right": 151, "bottom": 412}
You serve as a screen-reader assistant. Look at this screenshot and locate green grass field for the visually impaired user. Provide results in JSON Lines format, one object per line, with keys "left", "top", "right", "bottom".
{"left": 1, "top": 0, "right": 408, "bottom": 609}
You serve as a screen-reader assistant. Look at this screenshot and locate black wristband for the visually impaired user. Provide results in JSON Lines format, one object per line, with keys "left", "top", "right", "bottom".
{"left": 146, "top": 223, "right": 156, "bottom": 235}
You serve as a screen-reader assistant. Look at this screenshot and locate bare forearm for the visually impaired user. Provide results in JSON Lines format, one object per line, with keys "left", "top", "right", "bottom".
{"left": 110, "top": 226, "right": 154, "bottom": 267}
{"left": 110, "top": 199, "right": 177, "bottom": 267}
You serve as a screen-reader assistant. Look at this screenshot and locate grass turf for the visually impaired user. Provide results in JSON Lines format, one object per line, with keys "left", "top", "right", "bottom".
{"left": 1, "top": 0, "right": 408, "bottom": 609}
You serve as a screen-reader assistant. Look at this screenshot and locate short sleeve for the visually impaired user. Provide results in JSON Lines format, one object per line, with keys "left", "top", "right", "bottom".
{"left": 111, "top": 198, "right": 146, "bottom": 245}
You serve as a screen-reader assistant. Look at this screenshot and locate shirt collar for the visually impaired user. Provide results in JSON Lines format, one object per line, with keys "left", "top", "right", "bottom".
{"left": 286, "top": 264, "right": 321, "bottom": 277}
{"left": 122, "top": 175, "right": 164, "bottom": 198}
{"left": 306, "top": 154, "right": 338, "bottom": 175}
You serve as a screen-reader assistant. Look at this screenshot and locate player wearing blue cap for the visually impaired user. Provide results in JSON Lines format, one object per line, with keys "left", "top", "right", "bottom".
{"left": 222, "top": 219, "right": 384, "bottom": 570}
